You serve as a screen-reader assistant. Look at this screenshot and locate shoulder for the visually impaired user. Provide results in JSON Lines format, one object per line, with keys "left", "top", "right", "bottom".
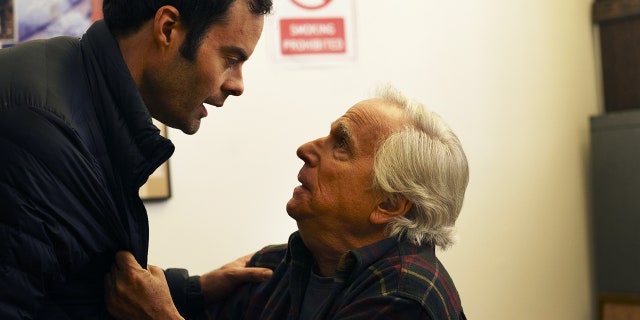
{"left": 0, "top": 37, "right": 87, "bottom": 122}
{"left": 247, "top": 244, "right": 288, "bottom": 270}
{"left": 0, "top": 37, "right": 81, "bottom": 77}
{"left": 369, "top": 243, "right": 465, "bottom": 319}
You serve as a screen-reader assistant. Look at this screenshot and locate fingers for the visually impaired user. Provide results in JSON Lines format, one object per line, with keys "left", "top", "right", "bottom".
{"left": 105, "top": 251, "right": 182, "bottom": 319}
{"left": 114, "top": 251, "right": 142, "bottom": 270}
{"left": 217, "top": 252, "right": 273, "bottom": 282}
{"left": 200, "top": 262, "right": 273, "bottom": 303}
{"left": 237, "top": 253, "right": 253, "bottom": 265}
{"left": 230, "top": 267, "right": 273, "bottom": 282}
{"left": 218, "top": 253, "right": 254, "bottom": 270}
{"left": 148, "top": 264, "right": 167, "bottom": 280}
{"left": 107, "top": 251, "right": 149, "bottom": 304}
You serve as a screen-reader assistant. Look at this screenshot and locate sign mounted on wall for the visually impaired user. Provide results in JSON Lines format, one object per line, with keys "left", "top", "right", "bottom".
{"left": 291, "top": 0, "right": 332, "bottom": 10}
{"left": 272, "top": 0, "right": 356, "bottom": 65}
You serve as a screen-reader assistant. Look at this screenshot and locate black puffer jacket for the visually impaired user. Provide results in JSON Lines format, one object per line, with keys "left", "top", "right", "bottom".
{"left": 0, "top": 21, "right": 174, "bottom": 319}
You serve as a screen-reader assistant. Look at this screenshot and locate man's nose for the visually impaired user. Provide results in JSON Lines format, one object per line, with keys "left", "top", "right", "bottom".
{"left": 223, "top": 69, "right": 244, "bottom": 96}
{"left": 296, "top": 139, "right": 320, "bottom": 166}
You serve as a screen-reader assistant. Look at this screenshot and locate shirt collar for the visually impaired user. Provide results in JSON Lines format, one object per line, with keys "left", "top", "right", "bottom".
{"left": 287, "top": 231, "right": 419, "bottom": 280}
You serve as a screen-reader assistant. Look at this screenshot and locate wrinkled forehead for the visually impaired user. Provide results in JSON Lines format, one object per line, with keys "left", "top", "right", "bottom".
{"left": 342, "top": 98, "right": 406, "bottom": 133}
{"left": 332, "top": 99, "right": 407, "bottom": 151}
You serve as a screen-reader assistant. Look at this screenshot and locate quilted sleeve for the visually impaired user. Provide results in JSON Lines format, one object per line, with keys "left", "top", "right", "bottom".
{"left": 0, "top": 107, "right": 124, "bottom": 318}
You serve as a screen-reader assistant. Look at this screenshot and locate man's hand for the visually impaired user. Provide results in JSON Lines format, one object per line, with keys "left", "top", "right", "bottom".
{"left": 105, "top": 251, "right": 184, "bottom": 320}
{"left": 200, "top": 253, "right": 273, "bottom": 304}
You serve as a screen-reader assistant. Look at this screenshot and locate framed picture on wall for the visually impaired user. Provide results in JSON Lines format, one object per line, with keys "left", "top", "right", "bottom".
{"left": 600, "top": 293, "right": 640, "bottom": 320}
{"left": 0, "top": 0, "right": 16, "bottom": 45}
{"left": 139, "top": 120, "right": 172, "bottom": 201}
{"left": 1, "top": 0, "right": 103, "bottom": 48}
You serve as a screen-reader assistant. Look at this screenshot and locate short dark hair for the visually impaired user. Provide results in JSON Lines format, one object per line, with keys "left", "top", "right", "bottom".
{"left": 102, "top": 0, "right": 272, "bottom": 60}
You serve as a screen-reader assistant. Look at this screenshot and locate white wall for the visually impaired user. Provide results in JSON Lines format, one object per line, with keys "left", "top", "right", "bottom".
{"left": 146, "top": 0, "right": 601, "bottom": 319}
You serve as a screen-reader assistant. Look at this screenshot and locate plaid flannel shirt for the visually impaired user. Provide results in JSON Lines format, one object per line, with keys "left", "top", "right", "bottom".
{"left": 206, "top": 231, "right": 466, "bottom": 320}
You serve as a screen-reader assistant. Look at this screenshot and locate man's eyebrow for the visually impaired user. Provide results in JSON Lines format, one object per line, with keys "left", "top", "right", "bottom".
{"left": 221, "top": 46, "right": 249, "bottom": 61}
{"left": 331, "top": 121, "right": 352, "bottom": 141}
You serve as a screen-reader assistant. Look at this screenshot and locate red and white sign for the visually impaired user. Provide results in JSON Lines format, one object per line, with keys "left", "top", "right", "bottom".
{"left": 280, "top": 18, "right": 346, "bottom": 55}
{"left": 291, "top": 0, "right": 332, "bottom": 10}
{"left": 272, "top": 0, "right": 355, "bottom": 65}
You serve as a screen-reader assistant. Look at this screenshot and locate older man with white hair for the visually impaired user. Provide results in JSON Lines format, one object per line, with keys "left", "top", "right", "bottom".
{"left": 106, "top": 85, "right": 469, "bottom": 320}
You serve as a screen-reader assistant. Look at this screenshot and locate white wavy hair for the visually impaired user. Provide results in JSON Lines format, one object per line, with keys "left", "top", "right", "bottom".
{"left": 371, "top": 85, "right": 469, "bottom": 249}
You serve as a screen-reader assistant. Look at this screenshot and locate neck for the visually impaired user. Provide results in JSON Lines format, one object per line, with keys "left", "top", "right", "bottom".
{"left": 115, "top": 22, "right": 154, "bottom": 89}
{"left": 303, "top": 230, "right": 388, "bottom": 277}
{"left": 312, "top": 254, "right": 340, "bottom": 277}
{"left": 305, "top": 238, "right": 383, "bottom": 277}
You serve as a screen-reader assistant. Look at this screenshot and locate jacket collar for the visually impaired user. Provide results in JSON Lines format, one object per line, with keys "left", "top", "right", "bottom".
{"left": 81, "top": 21, "right": 175, "bottom": 188}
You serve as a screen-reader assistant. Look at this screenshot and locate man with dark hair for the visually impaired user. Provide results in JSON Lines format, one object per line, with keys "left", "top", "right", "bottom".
{"left": 0, "top": 0, "right": 273, "bottom": 318}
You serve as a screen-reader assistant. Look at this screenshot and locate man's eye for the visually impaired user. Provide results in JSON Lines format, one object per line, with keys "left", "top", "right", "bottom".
{"left": 226, "top": 58, "right": 240, "bottom": 68}
{"left": 335, "top": 138, "right": 347, "bottom": 150}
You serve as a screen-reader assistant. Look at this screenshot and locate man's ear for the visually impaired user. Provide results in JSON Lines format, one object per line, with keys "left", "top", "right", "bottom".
{"left": 153, "top": 6, "right": 181, "bottom": 46}
{"left": 370, "top": 195, "right": 413, "bottom": 225}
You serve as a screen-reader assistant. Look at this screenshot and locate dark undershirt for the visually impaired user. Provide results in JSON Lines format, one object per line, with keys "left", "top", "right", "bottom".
{"left": 300, "top": 270, "right": 334, "bottom": 320}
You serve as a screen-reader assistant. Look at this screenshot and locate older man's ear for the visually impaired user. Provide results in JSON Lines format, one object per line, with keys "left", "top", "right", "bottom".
{"left": 370, "top": 195, "right": 413, "bottom": 225}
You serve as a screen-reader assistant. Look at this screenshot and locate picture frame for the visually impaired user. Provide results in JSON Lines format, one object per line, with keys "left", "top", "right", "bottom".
{"left": 0, "top": 0, "right": 16, "bottom": 45}
{"left": 139, "top": 120, "right": 172, "bottom": 201}
{"left": 2, "top": 0, "right": 100, "bottom": 48}
{"left": 600, "top": 293, "right": 640, "bottom": 320}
